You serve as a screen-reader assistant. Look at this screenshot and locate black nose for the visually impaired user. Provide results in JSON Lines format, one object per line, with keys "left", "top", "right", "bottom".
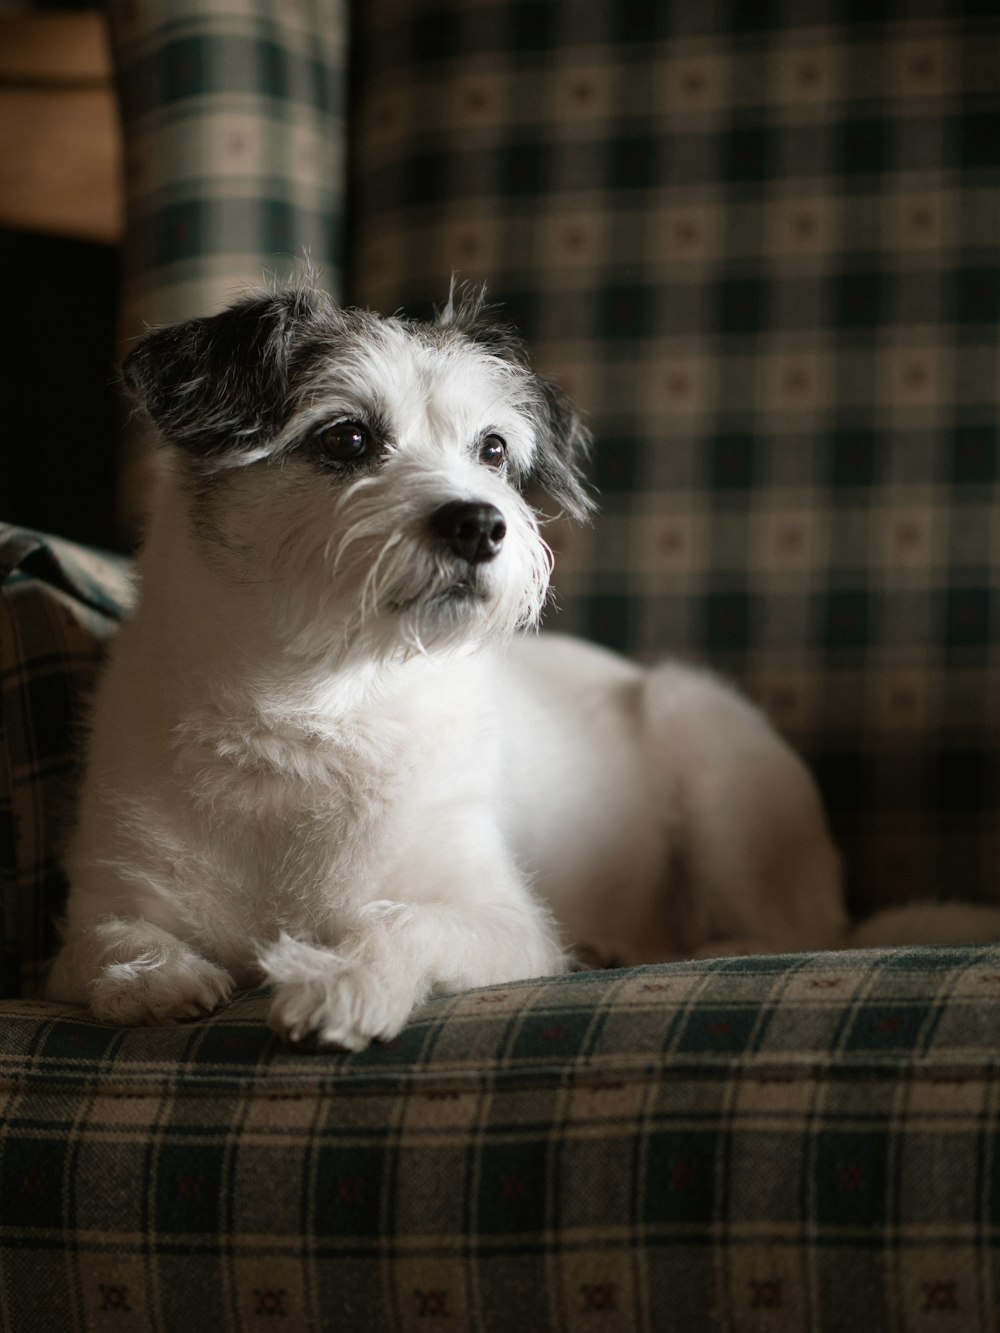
{"left": 430, "top": 501, "right": 507, "bottom": 564}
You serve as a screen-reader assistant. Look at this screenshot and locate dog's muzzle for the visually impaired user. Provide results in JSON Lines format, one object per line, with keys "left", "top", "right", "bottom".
{"left": 430, "top": 501, "right": 507, "bottom": 564}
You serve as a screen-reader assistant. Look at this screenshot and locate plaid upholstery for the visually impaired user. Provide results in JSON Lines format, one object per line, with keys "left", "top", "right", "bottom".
{"left": 348, "top": 1, "right": 1000, "bottom": 915}
{"left": 4, "top": 949, "right": 1000, "bottom": 1332}
{"left": 106, "top": 0, "right": 348, "bottom": 520}
{"left": 0, "top": 526, "right": 132, "bottom": 999}
{"left": 109, "top": 0, "right": 347, "bottom": 335}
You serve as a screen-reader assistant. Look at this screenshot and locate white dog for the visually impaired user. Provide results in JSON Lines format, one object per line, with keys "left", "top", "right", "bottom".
{"left": 44, "top": 283, "right": 998, "bottom": 1049}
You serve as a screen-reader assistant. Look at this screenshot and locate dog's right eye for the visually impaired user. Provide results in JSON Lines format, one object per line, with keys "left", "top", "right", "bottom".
{"left": 313, "top": 421, "right": 372, "bottom": 464}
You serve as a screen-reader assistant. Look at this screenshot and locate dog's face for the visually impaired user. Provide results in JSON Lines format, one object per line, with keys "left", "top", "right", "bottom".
{"left": 123, "top": 285, "right": 592, "bottom": 664}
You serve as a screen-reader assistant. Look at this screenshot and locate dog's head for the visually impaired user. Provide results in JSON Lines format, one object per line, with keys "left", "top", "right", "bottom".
{"left": 123, "top": 284, "right": 593, "bottom": 663}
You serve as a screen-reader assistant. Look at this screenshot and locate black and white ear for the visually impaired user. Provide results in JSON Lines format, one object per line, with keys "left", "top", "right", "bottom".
{"left": 528, "top": 376, "right": 596, "bottom": 521}
{"left": 122, "top": 285, "right": 331, "bottom": 458}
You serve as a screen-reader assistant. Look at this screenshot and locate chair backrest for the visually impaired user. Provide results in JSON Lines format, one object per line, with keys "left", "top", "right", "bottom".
{"left": 345, "top": 1, "right": 1000, "bottom": 913}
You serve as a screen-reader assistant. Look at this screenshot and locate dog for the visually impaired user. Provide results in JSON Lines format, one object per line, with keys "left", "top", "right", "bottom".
{"left": 44, "top": 282, "right": 999, "bottom": 1049}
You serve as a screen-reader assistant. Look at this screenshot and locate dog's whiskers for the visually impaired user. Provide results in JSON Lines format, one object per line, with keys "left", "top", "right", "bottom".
{"left": 359, "top": 531, "right": 407, "bottom": 623}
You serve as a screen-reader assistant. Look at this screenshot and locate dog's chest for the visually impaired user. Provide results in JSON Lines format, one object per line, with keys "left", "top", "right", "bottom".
{"left": 187, "top": 670, "right": 492, "bottom": 916}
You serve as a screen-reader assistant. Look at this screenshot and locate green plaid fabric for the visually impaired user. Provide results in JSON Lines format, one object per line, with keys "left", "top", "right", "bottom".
{"left": 3, "top": 949, "right": 1000, "bottom": 1332}
{"left": 106, "top": 0, "right": 348, "bottom": 518}
{"left": 347, "top": 1, "right": 1000, "bottom": 915}
{"left": 0, "top": 526, "right": 132, "bottom": 1000}
{"left": 108, "top": 0, "right": 348, "bottom": 334}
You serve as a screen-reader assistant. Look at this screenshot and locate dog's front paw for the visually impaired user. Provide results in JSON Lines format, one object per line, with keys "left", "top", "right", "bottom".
{"left": 89, "top": 951, "right": 234, "bottom": 1025}
{"left": 267, "top": 970, "right": 408, "bottom": 1052}
{"left": 262, "top": 935, "right": 417, "bottom": 1051}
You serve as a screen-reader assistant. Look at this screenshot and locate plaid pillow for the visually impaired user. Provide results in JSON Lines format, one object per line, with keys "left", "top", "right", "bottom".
{"left": 0, "top": 526, "right": 132, "bottom": 997}
{"left": 347, "top": 1, "right": 1000, "bottom": 915}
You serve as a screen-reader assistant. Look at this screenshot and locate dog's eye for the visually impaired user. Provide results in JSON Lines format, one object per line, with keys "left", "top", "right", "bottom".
{"left": 313, "top": 420, "right": 372, "bottom": 464}
{"left": 479, "top": 434, "right": 508, "bottom": 472}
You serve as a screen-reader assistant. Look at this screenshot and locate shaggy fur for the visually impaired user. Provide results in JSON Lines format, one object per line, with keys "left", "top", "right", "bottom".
{"left": 45, "top": 283, "right": 1000, "bottom": 1049}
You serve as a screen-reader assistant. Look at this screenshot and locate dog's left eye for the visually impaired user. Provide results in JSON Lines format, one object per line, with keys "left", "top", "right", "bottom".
{"left": 313, "top": 421, "right": 373, "bottom": 464}
{"left": 479, "top": 434, "right": 508, "bottom": 471}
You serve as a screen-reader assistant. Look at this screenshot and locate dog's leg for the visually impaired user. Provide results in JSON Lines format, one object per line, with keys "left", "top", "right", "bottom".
{"left": 262, "top": 843, "right": 566, "bottom": 1050}
{"left": 46, "top": 918, "right": 234, "bottom": 1024}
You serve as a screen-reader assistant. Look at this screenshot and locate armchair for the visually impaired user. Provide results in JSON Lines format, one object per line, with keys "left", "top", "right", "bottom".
{"left": 2, "top": 2, "right": 999, "bottom": 1328}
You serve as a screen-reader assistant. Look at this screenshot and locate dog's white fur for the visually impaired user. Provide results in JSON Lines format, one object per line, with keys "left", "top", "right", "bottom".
{"left": 45, "top": 284, "right": 1000, "bottom": 1049}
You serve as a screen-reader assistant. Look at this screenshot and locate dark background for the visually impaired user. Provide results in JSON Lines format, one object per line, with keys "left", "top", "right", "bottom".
{"left": 2, "top": 228, "right": 124, "bottom": 551}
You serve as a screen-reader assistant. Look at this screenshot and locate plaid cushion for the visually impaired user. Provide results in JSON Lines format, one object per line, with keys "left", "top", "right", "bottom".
{"left": 347, "top": 2, "right": 1000, "bottom": 916}
{"left": 0, "top": 525, "right": 132, "bottom": 998}
{"left": 3, "top": 947, "right": 1000, "bottom": 1331}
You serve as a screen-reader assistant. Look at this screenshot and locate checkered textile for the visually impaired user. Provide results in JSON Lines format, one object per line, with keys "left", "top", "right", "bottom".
{"left": 109, "top": 0, "right": 348, "bottom": 335}
{"left": 4, "top": 949, "right": 1000, "bottom": 1332}
{"left": 0, "top": 526, "right": 132, "bottom": 1000}
{"left": 106, "top": 0, "right": 349, "bottom": 519}
{"left": 348, "top": 0, "right": 1000, "bottom": 914}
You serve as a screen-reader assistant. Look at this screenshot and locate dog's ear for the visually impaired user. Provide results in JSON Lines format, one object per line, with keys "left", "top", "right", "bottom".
{"left": 528, "top": 376, "right": 596, "bottom": 520}
{"left": 122, "top": 286, "right": 329, "bottom": 457}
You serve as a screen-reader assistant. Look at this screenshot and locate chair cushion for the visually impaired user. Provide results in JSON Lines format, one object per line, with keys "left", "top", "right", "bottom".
{"left": 346, "top": 1, "right": 1000, "bottom": 914}
{"left": 3, "top": 947, "right": 1000, "bottom": 1331}
{"left": 0, "top": 525, "right": 132, "bottom": 997}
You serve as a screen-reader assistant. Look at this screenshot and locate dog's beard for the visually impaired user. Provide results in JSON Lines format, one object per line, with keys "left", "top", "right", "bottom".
{"left": 341, "top": 488, "right": 552, "bottom": 660}
{"left": 249, "top": 466, "right": 553, "bottom": 667}
{"left": 388, "top": 572, "right": 486, "bottom": 615}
